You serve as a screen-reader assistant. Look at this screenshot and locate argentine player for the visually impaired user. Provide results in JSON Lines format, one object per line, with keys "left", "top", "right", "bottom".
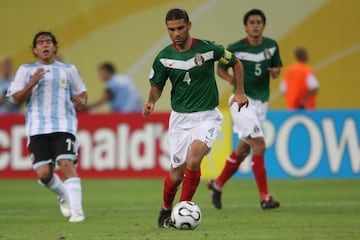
{"left": 208, "top": 9, "right": 282, "bottom": 210}
{"left": 142, "top": 8, "right": 249, "bottom": 228}
{"left": 6, "top": 32, "right": 87, "bottom": 222}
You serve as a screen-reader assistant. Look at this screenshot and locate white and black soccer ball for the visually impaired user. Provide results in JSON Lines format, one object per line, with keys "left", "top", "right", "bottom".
{"left": 171, "top": 201, "right": 202, "bottom": 230}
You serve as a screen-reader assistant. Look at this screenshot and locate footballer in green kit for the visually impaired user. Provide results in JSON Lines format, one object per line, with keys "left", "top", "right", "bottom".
{"left": 142, "top": 8, "right": 248, "bottom": 228}
{"left": 208, "top": 9, "right": 282, "bottom": 210}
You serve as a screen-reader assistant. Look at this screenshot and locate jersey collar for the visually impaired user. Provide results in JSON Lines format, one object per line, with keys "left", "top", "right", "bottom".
{"left": 172, "top": 38, "right": 196, "bottom": 52}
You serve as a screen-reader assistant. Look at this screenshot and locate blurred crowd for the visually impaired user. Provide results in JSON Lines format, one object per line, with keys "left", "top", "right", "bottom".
{"left": 0, "top": 47, "right": 319, "bottom": 115}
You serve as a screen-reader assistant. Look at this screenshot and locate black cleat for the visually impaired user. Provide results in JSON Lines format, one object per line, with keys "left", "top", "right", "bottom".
{"left": 158, "top": 208, "right": 172, "bottom": 228}
{"left": 207, "top": 179, "right": 222, "bottom": 209}
{"left": 260, "top": 196, "right": 280, "bottom": 210}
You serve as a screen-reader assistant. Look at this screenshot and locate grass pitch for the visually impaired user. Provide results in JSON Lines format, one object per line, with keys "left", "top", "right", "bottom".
{"left": 0, "top": 179, "right": 359, "bottom": 240}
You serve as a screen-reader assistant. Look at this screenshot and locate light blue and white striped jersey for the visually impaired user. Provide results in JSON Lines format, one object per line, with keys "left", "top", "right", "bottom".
{"left": 6, "top": 60, "right": 86, "bottom": 136}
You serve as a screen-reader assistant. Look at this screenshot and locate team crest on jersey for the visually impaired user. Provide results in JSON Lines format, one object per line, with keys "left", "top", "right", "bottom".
{"left": 254, "top": 125, "right": 260, "bottom": 133}
{"left": 194, "top": 53, "right": 205, "bottom": 66}
{"left": 60, "top": 78, "right": 67, "bottom": 88}
{"left": 263, "top": 48, "right": 272, "bottom": 60}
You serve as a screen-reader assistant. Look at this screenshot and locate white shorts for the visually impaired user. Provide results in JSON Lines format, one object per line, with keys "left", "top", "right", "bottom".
{"left": 169, "top": 108, "right": 223, "bottom": 168}
{"left": 229, "top": 94, "right": 268, "bottom": 140}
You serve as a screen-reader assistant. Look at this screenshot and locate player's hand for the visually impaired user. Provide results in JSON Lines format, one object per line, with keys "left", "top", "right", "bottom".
{"left": 230, "top": 94, "right": 249, "bottom": 112}
{"left": 29, "top": 68, "right": 44, "bottom": 87}
{"left": 142, "top": 102, "right": 154, "bottom": 117}
{"left": 267, "top": 67, "right": 281, "bottom": 79}
{"left": 72, "top": 94, "right": 87, "bottom": 109}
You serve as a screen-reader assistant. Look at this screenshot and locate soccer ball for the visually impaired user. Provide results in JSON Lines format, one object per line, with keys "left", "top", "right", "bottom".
{"left": 171, "top": 201, "right": 202, "bottom": 230}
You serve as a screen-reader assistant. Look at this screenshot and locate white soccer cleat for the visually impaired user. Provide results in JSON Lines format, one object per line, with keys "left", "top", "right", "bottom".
{"left": 69, "top": 212, "right": 85, "bottom": 223}
{"left": 58, "top": 196, "right": 71, "bottom": 218}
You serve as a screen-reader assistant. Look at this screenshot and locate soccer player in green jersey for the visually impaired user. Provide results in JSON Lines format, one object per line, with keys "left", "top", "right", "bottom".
{"left": 142, "top": 8, "right": 248, "bottom": 228}
{"left": 208, "top": 9, "right": 282, "bottom": 210}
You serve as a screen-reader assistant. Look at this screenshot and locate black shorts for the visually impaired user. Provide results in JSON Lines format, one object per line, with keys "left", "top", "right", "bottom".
{"left": 29, "top": 132, "right": 77, "bottom": 169}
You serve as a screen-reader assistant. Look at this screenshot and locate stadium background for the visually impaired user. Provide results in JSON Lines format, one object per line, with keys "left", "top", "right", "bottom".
{"left": 0, "top": 0, "right": 359, "bottom": 179}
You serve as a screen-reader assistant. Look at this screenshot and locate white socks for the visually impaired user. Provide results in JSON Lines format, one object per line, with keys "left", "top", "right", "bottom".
{"left": 64, "top": 177, "right": 84, "bottom": 215}
{"left": 41, "top": 173, "right": 68, "bottom": 200}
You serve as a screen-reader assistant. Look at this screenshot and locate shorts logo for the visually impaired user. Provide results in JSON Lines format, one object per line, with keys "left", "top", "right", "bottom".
{"left": 194, "top": 53, "right": 205, "bottom": 66}
{"left": 173, "top": 155, "right": 181, "bottom": 163}
{"left": 30, "top": 153, "right": 35, "bottom": 164}
{"left": 254, "top": 125, "right": 260, "bottom": 133}
{"left": 263, "top": 48, "right": 272, "bottom": 60}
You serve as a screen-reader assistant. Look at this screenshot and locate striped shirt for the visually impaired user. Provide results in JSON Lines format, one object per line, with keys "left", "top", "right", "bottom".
{"left": 6, "top": 60, "right": 86, "bottom": 136}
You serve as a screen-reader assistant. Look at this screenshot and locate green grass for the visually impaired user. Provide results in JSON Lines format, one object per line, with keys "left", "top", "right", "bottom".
{"left": 0, "top": 179, "right": 359, "bottom": 240}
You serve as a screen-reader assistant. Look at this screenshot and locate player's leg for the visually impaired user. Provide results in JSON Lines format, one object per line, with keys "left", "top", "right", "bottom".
{"left": 208, "top": 96, "right": 252, "bottom": 209}
{"left": 248, "top": 136, "right": 279, "bottom": 209}
{"left": 29, "top": 134, "right": 70, "bottom": 217}
{"left": 182, "top": 109, "right": 223, "bottom": 202}
{"left": 54, "top": 133, "right": 85, "bottom": 222}
{"left": 179, "top": 140, "right": 209, "bottom": 201}
{"left": 208, "top": 140, "right": 250, "bottom": 209}
{"left": 158, "top": 164, "right": 185, "bottom": 228}
{"left": 158, "top": 112, "right": 189, "bottom": 228}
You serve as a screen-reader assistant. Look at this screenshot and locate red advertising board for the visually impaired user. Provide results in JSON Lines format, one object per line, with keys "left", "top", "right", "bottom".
{"left": 0, "top": 113, "right": 170, "bottom": 178}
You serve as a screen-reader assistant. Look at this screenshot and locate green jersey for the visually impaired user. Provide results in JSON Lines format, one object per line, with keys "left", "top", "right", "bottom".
{"left": 219, "top": 37, "right": 282, "bottom": 102}
{"left": 150, "top": 38, "right": 237, "bottom": 113}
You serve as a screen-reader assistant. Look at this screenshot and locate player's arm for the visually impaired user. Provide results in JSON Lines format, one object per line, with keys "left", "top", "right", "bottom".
{"left": 267, "top": 66, "right": 281, "bottom": 79}
{"left": 268, "top": 42, "right": 282, "bottom": 79}
{"left": 142, "top": 85, "right": 162, "bottom": 117}
{"left": 230, "top": 59, "right": 248, "bottom": 111}
{"left": 69, "top": 65, "right": 88, "bottom": 110}
{"left": 217, "top": 65, "right": 235, "bottom": 85}
{"left": 8, "top": 67, "right": 44, "bottom": 105}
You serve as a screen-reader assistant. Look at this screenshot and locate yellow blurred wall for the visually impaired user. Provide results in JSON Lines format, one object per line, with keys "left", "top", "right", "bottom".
{"left": 1, "top": 0, "right": 359, "bottom": 111}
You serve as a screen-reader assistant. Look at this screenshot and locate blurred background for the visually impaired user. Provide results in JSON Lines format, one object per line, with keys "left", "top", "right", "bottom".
{"left": 1, "top": 0, "right": 359, "bottom": 112}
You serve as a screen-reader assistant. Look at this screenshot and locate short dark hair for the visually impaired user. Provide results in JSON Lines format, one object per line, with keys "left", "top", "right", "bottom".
{"left": 32, "top": 31, "right": 58, "bottom": 48}
{"left": 165, "top": 8, "right": 189, "bottom": 23}
{"left": 99, "top": 62, "right": 116, "bottom": 74}
{"left": 243, "top": 9, "right": 266, "bottom": 25}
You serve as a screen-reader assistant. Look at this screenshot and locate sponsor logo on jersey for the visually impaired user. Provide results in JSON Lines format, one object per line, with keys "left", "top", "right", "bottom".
{"left": 263, "top": 48, "right": 272, "bottom": 60}
{"left": 194, "top": 53, "right": 205, "bottom": 66}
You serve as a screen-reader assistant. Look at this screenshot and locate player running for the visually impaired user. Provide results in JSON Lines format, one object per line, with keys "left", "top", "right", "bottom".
{"left": 207, "top": 9, "right": 282, "bottom": 210}
{"left": 142, "top": 8, "right": 248, "bottom": 228}
{"left": 6, "top": 31, "right": 87, "bottom": 222}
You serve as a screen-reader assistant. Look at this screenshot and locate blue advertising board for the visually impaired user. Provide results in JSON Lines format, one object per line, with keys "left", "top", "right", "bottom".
{"left": 233, "top": 110, "right": 360, "bottom": 178}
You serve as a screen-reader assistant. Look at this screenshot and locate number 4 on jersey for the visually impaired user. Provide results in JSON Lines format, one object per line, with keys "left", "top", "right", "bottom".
{"left": 183, "top": 72, "right": 191, "bottom": 85}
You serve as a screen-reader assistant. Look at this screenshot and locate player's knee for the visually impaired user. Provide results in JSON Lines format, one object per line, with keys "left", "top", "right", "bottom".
{"left": 37, "top": 171, "right": 53, "bottom": 184}
{"left": 57, "top": 159, "right": 77, "bottom": 178}
{"left": 252, "top": 142, "right": 266, "bottom": 155}
{"left": 170, "top": 172, "right": 184, "bottom": 185}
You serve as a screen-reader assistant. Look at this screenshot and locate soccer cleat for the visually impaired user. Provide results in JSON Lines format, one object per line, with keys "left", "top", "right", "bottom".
{"left": 58, "top": 196, "right": 71, "bottom": 218}
{"left": 157, "top": 208, "right": 172, "bottom": 228}
{"left": 207, "top": 179, "right": 222, "bottom": 209}
{"left": 260, "top": 196, "right": 280, "bottom": 210}
{"left": 69, "top": 212, "right": 85, "bottom": 223}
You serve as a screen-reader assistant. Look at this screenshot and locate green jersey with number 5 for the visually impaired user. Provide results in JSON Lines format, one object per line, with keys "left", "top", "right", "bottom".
{"left": 219, "top": 37, "right": 282, "bottom": 102}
